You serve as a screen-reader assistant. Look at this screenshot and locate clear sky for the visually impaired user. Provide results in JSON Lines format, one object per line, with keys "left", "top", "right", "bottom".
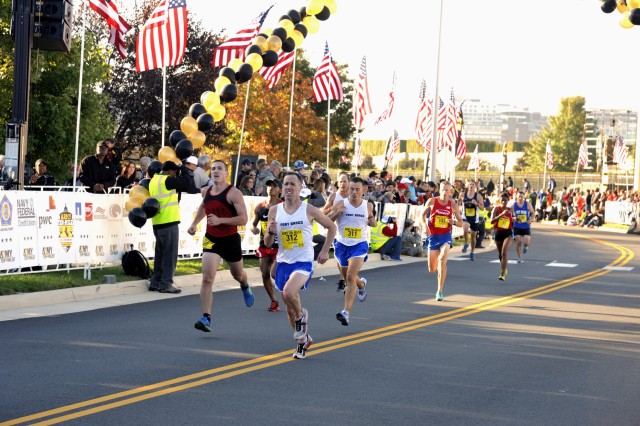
{"left": 177, "top": 0, "right": 639, "bottom": 139}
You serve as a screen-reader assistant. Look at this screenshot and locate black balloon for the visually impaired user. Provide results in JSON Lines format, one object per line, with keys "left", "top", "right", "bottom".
{"left": 316, "top": 6, "right": 331, "bottom": 21}
{"left": 630, "top": 8, "right": 640, "bottom": 24}
{"left": 294, "top": 23, "right": 308, "bottom": 38}
{"left": 188, "top": 103, "right": 207, "bottom": 119}
{"left": 262, "top": 50, "right": 279, "bottom": 67}
{"left": 257, "top": 32, "right": 269, "bottom": 39}
{"left": 299, "top": 7, "right": 307, "bottom": 19}
{"left": 272, "top": 27, "right": 288, "bottom": 43}
{"left": 169, "top": 130, "right": 186, "bottom": 148}
{"left": 601, "top": 0, "right": 617, "bottom": 13}
{"left": 219, "top": 66, "right": 237, "bottom": 84}
{"left": 219, "top": 84, "right": 238, "bottom": 104}
{"left": 288, "top": 9, "right": 301, "bottom": 23}
{"left": 282, "top": 37, "right": 296, "bottom": 53}
{"left": 197, "top": 113, "right": 215, "bottom": 132}
{"left": 137, "top": 178, "right": 150, "bottom": 190}
{"left": 175, "top": 139, "right": 194, "bottom": 160}
{"left": 128, "top": 208, "right": 147, "bottom": 228}
{"left": 147, "top": 160, "right": 162, "bottom": 178}
{"left": 142, "top": 197, "right": 160, "bottom": 219}
{"left": 235, "top": 63, "right": 254, "bottom": 84}
{"left": 279, "top": 14, "right": 292, "bottom": 22}
{"left": 245, "top": 44, "right": 262, "bottom": 57}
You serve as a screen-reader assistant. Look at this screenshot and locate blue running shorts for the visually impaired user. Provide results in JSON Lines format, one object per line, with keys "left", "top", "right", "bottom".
{"left": 427, "top": 233, "right": 453, "bottom": 251}
{"left": 333, "top": 240, "right": 369, "bottom": 268}
{"left": 275, "top": 261, "right": 314, "bottom": 292}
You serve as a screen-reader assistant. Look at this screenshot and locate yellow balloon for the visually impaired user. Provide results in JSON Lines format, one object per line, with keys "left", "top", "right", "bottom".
{"left": 267, "top": 35, "right": 282, "bottom": 52}
{"left": 200, "top": 91, "right": 213, "bottom": 105}
{"left": 158, "top": 146, "right": 176, "bottom": 163}
{"left": 618, "top": 0, "right": 629, "bottom": 13}
{"left": 629, "top": 0, "right": 640, "bottom": 7}
{"left": 245, "top": 52, "right": 263, "bottom": 71}
{"left": 307, "top": 0, "right": 324, "bottom": 15}
{"left": 209, "top": 103, "right": 226, "bottom": 122}
{"left": 214, "top": 76, "right": 231, "bottom": 92}
{"left": 279, "top": 19, "right": 294, "bottom": 37}
{"left": 125, "top": 196, "right": 144, "bottom": 212}
{"left": 129, "top": 185, "right": 150, "bottom": 200}
{"left": 253, "top": 35, "right": 268, "bottom": 52}
{"left": 189, "top": 130, "right": 206, "bottom": 149}
{"left": 325, "top": 0, "right": 337, "bottom": 14}
{"left": 203, "top": 91, "right": 220, "bottom": 110}
{"left": 168, "top": 156, "right": 182, "bottom": 167}
{"left": 261, "top": 27, "right": 272, "bottom": 37}
{"left": 228, "top": 58, "right": 243, "bottom": 72}
{"left": 620, "top": 11, "right": 634, "bottom": 28}
{"left": 302, "top": 16, "right": 320, "bottom": 34}
{"left": 180, "top": 116, "right": 198, "bottom": 136}
{"left": 291, "top": 30, "right": 304, "bottom": 47}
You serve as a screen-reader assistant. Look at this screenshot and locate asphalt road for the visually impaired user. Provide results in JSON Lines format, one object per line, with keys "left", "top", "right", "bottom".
{"left": 1, "top": 226, "right": 639, "bottom": 426}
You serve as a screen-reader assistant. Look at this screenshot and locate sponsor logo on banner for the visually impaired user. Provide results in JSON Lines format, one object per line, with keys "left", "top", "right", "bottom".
{"left": 94, "top": 206, "right": 107, "bottom": 220}
{"left": 138, "top": 242, "right": 146, "bottom": 252}
{"left": 16, "top": 197, "right": 36, "bottom": 227}
{"left": 38, "top": 216, "right": 53, "bottom": 228}
{"left": 1, "top": 195, "right": 13, "bottom": 227}
{"left": 95, "top": 245, "right": 104, "bottom": 257}
{"left": 109, "top": 204, "right": 121, "bottom": 219}
{"left": 85, "top": 203, "right": 93, "bottom": 221}
{"left": 42, "top": 247, "right": 55, "bottom": 259}
{"left": 47, "top": 195, "right": 56, "bottom": 211}
{"left": 23, "top": 247, "right": 35, "bottom": 261}
{"left": 0, "top": 249, "right": 15, "bottom": 263}
{"left": 179, "top": 239, "right": 186, "bottom": 249}
{"left": 110, "top": 244, "right": 119, "bottom": 256}
{"left": 58, "top": 205, "right": 74, "bottom": 252}
{"left": 79, "top": 245, "right": 90, "bottom": 257}
{"left": 74, "top": 202, "right": 82, "bottom": 217}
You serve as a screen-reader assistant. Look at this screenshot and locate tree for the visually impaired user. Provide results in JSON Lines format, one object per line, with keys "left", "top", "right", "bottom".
{"left": 515, "top": 96, "right": 586, "bottom": 172}
{"left": 0, "top": 0, "right": 13, "bottom": 127}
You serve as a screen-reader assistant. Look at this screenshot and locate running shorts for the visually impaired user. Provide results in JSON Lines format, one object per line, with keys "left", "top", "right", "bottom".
{"left": 333, "top": 240, "right": 369, "bottom": 268}
{"left": 427, "top": 233, "right": 453, "bottom": 251}
{"left": 513, "top": 228, "right": 531, "bottom": 237}
{"left": 494, "top": 229, "right": 513, "bottom": 243}
{"left": 202, "top": 233, "right": 243, "bottom": 263}
{"left": 256, "top": 246, "right": 278, "bottom": 260}
{"left": 463, "top": 219, "right": 479, "bottom": 232}
{"left": 274, "top": 261, "right": 314, "bottom": 292}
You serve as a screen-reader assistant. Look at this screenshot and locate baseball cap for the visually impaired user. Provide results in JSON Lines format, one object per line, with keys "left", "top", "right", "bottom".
{"left": 400, "top": 177, "right": 412, "bottom": 184}
{"left": 161, "top": 161, "right": 180, "bottom": 171}
{"left": 35, "top": 159, "right": 47, "bottom": 168}
{"left": 407, "top": 176, "right": 416, "bottom": 181}
{"left": 241, "top": 158, "right": 253, "bottom": 165}
{"left": 300, "top": 188, "right": 312, "bottom": 198}
{"left": 397, "top": 183, "right": 408, "bottom": 190}
{"left": 96, "top": 141, "right": 108, "bottom": 148}
{"left": 293, "top": 160, "right": 307, "bottom": 170}
{"left": 266, "top": 178, "right": 282, "bottom": 188}
{"left": 185, "top": 156, "right": 198, "bottom": 165}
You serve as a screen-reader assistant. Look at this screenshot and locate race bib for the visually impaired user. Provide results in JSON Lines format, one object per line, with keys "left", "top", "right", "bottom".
{"left": 280, "top": 229, "right": 304, "bottom": 250}
{"left": 434, "top": 215, "right": 449, "bottom": 228}
{"left": 517, "top": 214, "right": 527, "bottom": 223}
{"left": 465, "top": 207, "right": 476, "bottom": 217}
{"left": 498, "top": 217, "right": 510, "bottom": 229}
{"left": 343, "top": 227, "right": 362, "bottom": 239}
{"left": 202, "top": 236, "right": 215, "bottom": 250}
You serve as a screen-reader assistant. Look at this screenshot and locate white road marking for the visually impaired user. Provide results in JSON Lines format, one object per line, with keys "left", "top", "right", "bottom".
{"left": 546, "top": 262, "right": 578, "bottom": 268}
{"left": 490, "top": 260, "right": 519, "bottom": 264}
{"left": 602, "top": 266, "right": 634, "bottom": 272}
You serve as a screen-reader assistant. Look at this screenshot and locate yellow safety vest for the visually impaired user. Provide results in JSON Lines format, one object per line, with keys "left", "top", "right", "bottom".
{"left": 149, "top": 174, "right": 180, "bottom": 225}
{"left": 369, "top": 222, "right": 390, "bottom": 251}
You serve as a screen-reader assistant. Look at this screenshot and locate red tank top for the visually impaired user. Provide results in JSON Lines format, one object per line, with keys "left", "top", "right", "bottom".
{"left": 203, "top": 185, "right": 238, "bottom": 237}
{"left": 428, "top": 198, "right": 453, "bottom": 235}
{"left": 493, "top": 206, "right": 514, "bottom": 230}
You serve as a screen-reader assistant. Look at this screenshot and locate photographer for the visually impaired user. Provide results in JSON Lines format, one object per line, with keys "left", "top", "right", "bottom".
{"left": 29, "top": 159, "right": 57, "bottom": 189}
{"left": 369, "top": 215, "right": 403, "bottom": 261}
{"left": 401, "top": 219, "right": 427, "bottom": 257}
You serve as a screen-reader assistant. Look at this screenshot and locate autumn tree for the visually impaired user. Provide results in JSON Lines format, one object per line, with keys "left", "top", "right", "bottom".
{"left": 515, "top": 96, "right": 586, "bottom": 172}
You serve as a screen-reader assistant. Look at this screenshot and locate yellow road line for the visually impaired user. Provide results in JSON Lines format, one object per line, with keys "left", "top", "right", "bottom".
{"left": 3, "top": 234, "right": 634, "bottom": 426}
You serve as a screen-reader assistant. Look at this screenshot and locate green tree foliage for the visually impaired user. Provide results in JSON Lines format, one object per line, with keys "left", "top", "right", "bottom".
{"left": 515, "top": 96, "right": 586, "bottom": 172}
{"left": 0, "top": 0, "right": 13, "bottom": 125}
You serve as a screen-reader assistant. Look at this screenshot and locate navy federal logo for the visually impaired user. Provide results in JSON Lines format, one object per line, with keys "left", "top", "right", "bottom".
{"left": 58, "top": 205, "right": 74, "bottom": 252}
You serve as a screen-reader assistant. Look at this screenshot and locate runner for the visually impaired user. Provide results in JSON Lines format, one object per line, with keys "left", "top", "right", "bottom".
{"left": 421, "top": 181, "right": 463, "bottom": 301}
{"left": 250, "top": 178, "right": 283, "bottom": 312}
{"left": 459, "top": 179, "right": 484, "bottom": 261}
{"left": 327, "top": 176, "right": 377, "bottom": 326}
{"left": 264, "top": 172, "right": 337, "bottom": 359}
{"left": 512, "top": 191, "right": 535, "bottom": 263}
{"left": 323, "top": 171, "right": 350, "bottom": 291}
{"left": 187, "top": 160, "right": 255, "bottom": 333}
{"left": 491, "top": 193, "right": 515, "bottom": 281}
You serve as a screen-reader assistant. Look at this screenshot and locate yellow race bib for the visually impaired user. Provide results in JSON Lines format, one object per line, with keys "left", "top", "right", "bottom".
{"left": 435, "top": 215, "right": 449, "bottom": 228}
{"left": 202, "top": 236, "right": 215, "bottom": 250}
{"left": 498, "top": 217, "right": 510, "bottom": 229}
{"left": 280, "top": 229, "right": 304, "bottom": 250}
{"left": 465, "top": 207, "right": 476, "bottom": 217}
{"left": 343, "top": 227, "right": 362, "bottom": 239}
{"left": 517, "top": 214, "right": 527, "bottom": 223}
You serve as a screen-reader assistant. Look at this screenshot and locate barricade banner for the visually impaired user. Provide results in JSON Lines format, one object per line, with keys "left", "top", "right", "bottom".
{"left": 604, "top": 201, "right": 639, "bottom": 225}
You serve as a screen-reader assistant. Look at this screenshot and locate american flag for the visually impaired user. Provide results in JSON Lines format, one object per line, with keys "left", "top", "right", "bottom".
{"left": 454, "top": 106, "right": 467, "bottom": 159}
{"left": 612, "top": 134, "right": 629, "bottom": 166}
{"left": 353, "top": 56, "right": 372, "bottom": 130}
{"left": 257, "top": 50, "right": 295, "bottom": 89}
{"left": 374, "top": 73, "right": 395, "bottom": 126}
{"left": 441, "top": 87, "right": 458, "bottom": 152}
{"left": 578, "top": 140, "right": 589, "bottom": 168}
{"left": 415, "top": 80, "right": 430, "bottom": 149}
{"left": 352, "top": 137, "right": 363, "bottom": 166}
{"left": 387, "top": 129, "right": 400, "bottom": 163}
{"left": 312, "top": 42, "right": 344, "bottom": 102}
{"left": 467, "top": 145, "right": 479, "bottom": 170}
{"left": 435, "top": 97, "right": 448, "bottom": 152}
{"left": 136, "top": 0, "right": 188, "bottom": 72}
{"left": 89, "top": 0, "right": 131, "bottom": 59}
{"left": 211, "top": 6, "right": 272, "bottom": 68}
{"left": 545, "top": 139, "right": 554, "bottom": 169}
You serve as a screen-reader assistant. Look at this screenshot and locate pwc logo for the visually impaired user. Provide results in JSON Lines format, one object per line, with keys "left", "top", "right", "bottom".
{"left": 85, "top": 203, "right": 93, "bottom": 221}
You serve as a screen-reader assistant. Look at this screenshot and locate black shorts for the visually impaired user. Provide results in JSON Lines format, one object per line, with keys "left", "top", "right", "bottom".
{"left": 513, "top": 227, "right": 531, "bottom": 237}
{"left": 202, "top": 233, "right": 243, "bottom": 263}
{"left": 463, "top": 219, "right": 479, "bottom": 232}
{"left": 494, "top": 229, "right": 513, "bottom": 243}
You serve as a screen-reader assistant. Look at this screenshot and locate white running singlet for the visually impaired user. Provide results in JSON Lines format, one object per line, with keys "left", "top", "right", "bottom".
{"left": 275, "top": 203, "right": 314, "bottom": 264}
{"left": 335, "top": 199, "right": 369, "bottom": 246}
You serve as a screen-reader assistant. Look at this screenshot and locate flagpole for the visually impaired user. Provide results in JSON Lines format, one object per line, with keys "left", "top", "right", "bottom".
{"left": 72, "top": 1, "right": 87, "bottom": 192}
{"left": 234, "top": 79, "right": 253, "bottom": 186}
{"left": 354, "top": 135, "right": 359, "bottom": 175}
{"left": 429, "top": 0, "right": 445, "bottom": 183}
{"left": 574, "top": 159, "right": 579, "bottom": 188}
{"left": 286, "top": 50, "right": 297, "bottom": 169}
{"left": 543, "top": 140, "right": 548, "bottom": 194}
{"left": 161, "top": 65, "right": 167, "bottom": 147}
{"left": 326, "top": 98, "right": 331, "bottom": 173}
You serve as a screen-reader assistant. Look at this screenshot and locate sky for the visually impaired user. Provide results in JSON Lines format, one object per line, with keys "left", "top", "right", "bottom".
{"left": 157, "top": 0, "right": 640, "bottom": 139}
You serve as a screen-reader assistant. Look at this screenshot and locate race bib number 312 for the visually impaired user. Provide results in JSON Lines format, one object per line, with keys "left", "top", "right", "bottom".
{"left": 280, "top": 229, "right": 304, "bottom": 250}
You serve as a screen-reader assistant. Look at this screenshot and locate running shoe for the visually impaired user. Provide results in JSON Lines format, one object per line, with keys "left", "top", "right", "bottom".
{"left": 267, "top": 300, "right": 280, "bottom": 312}
{"left": 380, "top": 254, "right": 391, "bottom": 261}
{"left": 242, "top": 287, "right": 254, "bottom": 307}
{"left": 358, "top": 278, "right": 367, "bottom": 302}
{"left": 435, "top": 291, "right": 444, "bottom": 301}
{"left": 499, "top": 274, "right": 505, "bottom": 281}
{"left": 517, "top": 258, "right": 524, "bottom": 264}
{"left": 470, "top": 252, "right": 475, "bottom": 261}
{"left": 336, "top": 279, "right": 346, "bottom": 292}
{"left": 293, "top": 308, "right": 309, "bottom": 340}
{"left": 523, "top": 246, "right": 528, "bottom": 254}
{"left": 194, "top": 315, "right": 211, "bottom": 332}
{"left": 336, "top": 310, "right": 349, "bottom": 326}
{"left": 293, "top": 335, "right": 313, "bottom": 359}
{"left": 462, "top": 243, "right": 469, "bottom": 253}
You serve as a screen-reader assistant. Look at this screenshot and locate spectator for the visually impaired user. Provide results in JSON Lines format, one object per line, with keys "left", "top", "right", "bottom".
{"left": 486, "top": 178, "right": 495, "bottom": 196}
{"left": 183, "top": 156, "right": 200, "bottom": 194}
{"left": 313, "top": 161, "right": 324, "bottom": 173}
{"left": 308, "top": 177, "right": 327, "bottom": 208}
{"left": 64, "top": 164, "right": 82, "bottom": 188}
{"left": 507, "top": 176, "right": 514, "bottom": 188}
{"left": 406, "top": 176, "right": 417, "bottom": 202}
{"left": 114, "top": 161, "right": 137, "bottom": 191}
{"left": 238, "top": 174, "right": 255, "bottom": 196}
{"left": 270, "top": 160, "right": 282, "bottom": 178}
{"left": 104, "top": 137, "right": 123, "bottom": 175}
{"left": 139, "top": 156, "right": 151, "bottom": 177}
{"left": 254, "top": 158, "right": 277, "bottom": 196}
{"left": 29, "top": 159, "right": 57, "bottom": 188}
{"left": 79, "top": 141, "right": 117, "bottom": 193}
{"left": 523, "top": 178, "right": 531, "bottom": 192}
{"left": 193, "top": 154, "right": 212, "bottom": 189}
{"left": 368, "top": 179, "right": 385, "bottom": 203}
{"left": 369, "top": 215, "right": 402, "bottom": 261}
{"left": 401, "top": 219, "right": 426, "bottom": 257}
{"left": 548, "top": 175, "right": 557, "bottom": 198}
{"left": 293, "top": 159, "right": 308, "bottom": 176}
{"left": 235, "top": 158, "right": 253, "bottom": 187}
{"left": 583, "top": 208, "right": 604, "bottom": 228}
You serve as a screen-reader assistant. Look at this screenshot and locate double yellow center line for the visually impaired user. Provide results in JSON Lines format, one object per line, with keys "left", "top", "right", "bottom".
{"left": 2, "top": 234, "right": 634, "bottom": 425}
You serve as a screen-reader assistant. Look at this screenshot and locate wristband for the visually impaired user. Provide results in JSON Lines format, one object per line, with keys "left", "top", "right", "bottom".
{"left": 268, "top": 230, "right": 276, "bottom": 236}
